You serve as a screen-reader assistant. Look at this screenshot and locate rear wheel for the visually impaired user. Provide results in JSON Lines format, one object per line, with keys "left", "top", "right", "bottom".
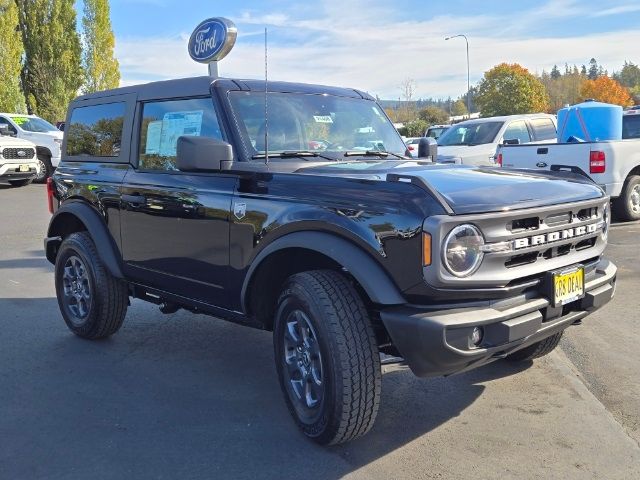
{"left": 274, "top": 270, "right": 381, "bottom": 445}
{"left": 8, "top": 179, "right": 32, "bottom": 187}
{"left": 34, "top": 154, "right": 52, "bottom": 183}
{"left": 612, "top": 175, "right": 640, "bottom": 222}
{"left": 55, "top": 232, "right": 128, "bottom": 339}
{"left": 505, "top": 331, "right": 563, "bottom": 362}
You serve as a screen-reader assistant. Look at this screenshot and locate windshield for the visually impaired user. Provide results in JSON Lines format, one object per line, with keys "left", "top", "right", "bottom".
{"left": 426, "top": 127, "right": 448, "bottom": 139}
{"left": 623, "top": 115, "right": 640, "bottom": 139}
{"left": 11, "top": 116, "right": 58, "bottom": 133}
{"left": 437, "top": 121, "right": 503, "bottom": 146}
{"left": 229, "top": 91, "right": 407, "bottom": 158}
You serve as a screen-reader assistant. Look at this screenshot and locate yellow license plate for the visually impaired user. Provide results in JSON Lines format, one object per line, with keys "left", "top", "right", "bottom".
{"left": 553, "top": 267, "right": 585, "bottom": 306}
{"left": 19, "top": 164, "right": 30, "bottom": 172}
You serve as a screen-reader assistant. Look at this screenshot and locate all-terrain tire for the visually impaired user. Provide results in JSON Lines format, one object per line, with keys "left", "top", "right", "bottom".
{"left": 506, "top": 331, "right": 563, "bottom": 362}
{"left": 612, "top": 175, "right": 640, "bottom": 222}
{"left": 55, "top": 232, "right": 128, "bottom": 339}
{"left": 8, "top": 179, "right": 33, "bottom": 187}
{"left": 274, "top": 270, "right": 381, "bottom": 445}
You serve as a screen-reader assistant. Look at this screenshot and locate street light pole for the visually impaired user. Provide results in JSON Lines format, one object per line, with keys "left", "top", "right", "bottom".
{"left": 445, "top": 34, "right": 470, "bottom": 117}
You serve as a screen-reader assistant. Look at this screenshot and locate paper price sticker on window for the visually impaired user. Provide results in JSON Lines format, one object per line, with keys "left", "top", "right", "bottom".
{"left": 313, "top": 115, "right": 333, "bottom": 123}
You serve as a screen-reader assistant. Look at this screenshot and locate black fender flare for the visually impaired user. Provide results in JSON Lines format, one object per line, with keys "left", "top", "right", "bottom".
{"left": 45, "top": 201, "right": 124, "bottom": 278}
{"left": 241, "top": 231, "right": 406, "bottom": 311}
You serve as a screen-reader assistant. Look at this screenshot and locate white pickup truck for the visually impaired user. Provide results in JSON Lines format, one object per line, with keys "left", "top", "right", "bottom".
{"left": 499, "top": 139, "right": 640, "bottom": 221}
{"left": 0, "top": 135, "right": 40, "bottom": 187}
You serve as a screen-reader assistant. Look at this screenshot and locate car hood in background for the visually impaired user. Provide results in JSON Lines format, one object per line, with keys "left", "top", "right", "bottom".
{"left": 298, "top": 162, "right": 604, "bottom": 215}
{"left": 0, "top": 136, "right": 38, "bottom": 148}
{"left": 437, "top": 144, "right": 497, "bottom": 163}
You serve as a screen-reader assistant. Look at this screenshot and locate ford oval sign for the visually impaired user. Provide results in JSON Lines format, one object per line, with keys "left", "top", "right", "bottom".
{"left": 188, "top": 18, "right": 237, "bottom": 64}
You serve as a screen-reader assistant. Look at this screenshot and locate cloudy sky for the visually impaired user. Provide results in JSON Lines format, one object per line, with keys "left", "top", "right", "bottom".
{"left": 101, "top": 0, "right": 640, "bottom": 100}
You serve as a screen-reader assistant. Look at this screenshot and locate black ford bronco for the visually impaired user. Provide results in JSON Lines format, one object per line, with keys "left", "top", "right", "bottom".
{"left": 45, "top": 76, "right": 616, "bottom": 445}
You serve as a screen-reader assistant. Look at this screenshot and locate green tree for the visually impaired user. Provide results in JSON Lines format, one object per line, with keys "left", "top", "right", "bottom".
{"left": 451, "top": 99, "right": 468, "bottom": 116}
{"left": 550, "top": 65, "right": 561, "bottom": 79}
{"left": 16, "top": 0, "right": 83, "bottom": 122}
{"left": 540, "top": 67, "right": 586, "bottom": 112}
{"left": 614, "top": 61, "right": 640, "bottom": 89}
{"left": 82, "top": 0, "right": 120, "bottom": 93}
{"left": 0, "top": 0, "right": 26, "bottom": 112}
{"left": 404, "top": 119, "right": 428, "bottom": 137}
{"left": 418, "top": 106, "right": 449, "bottom": 125}
{"left": 588, "top": 58, "right": 599, "bottom": 80}
{"left": 476, "top": 63, "right": 549, "bottom": 117}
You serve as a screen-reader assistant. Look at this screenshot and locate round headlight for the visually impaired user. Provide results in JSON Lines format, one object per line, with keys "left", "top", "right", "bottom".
{"left": 443, "top": 224, "right": 485, "bottom": 277}
{"left": 602, "top": 203, "right": 610, "bottom": 241}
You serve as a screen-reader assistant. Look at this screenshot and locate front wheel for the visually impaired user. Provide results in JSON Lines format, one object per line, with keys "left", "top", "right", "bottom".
{"left": 34, "top": 155, "right": 52, "bottom": 183}
{"left": 55, "top": 232, "right": 128, "bottom": 339}
{"left": 612, "top": 175, "right": 640, "bottom": 222}
{"left": 274, "top": 270, "right": 381, "bottom": 445}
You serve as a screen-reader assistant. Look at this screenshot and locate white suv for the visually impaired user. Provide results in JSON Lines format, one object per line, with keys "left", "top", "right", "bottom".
{"left": 436, "top": 113, "right": 557, "bottom": 166}
{"left": 0, "top": 133, "right": 40, "bottom": 187}
{"left": 0, "top": 113, "right": 63, "bottom": 182}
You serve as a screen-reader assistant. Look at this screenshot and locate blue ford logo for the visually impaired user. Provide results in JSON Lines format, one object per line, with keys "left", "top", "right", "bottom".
{"left": 188, "top": 18, "right": 237, "bottom": 63}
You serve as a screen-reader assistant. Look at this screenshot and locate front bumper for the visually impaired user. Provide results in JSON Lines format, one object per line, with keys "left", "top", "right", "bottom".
{"left": 380, "top": 259, "right": 617, "bottom": 377}
{"left": 0, "top": 162, "right": 38, "bottom": 181}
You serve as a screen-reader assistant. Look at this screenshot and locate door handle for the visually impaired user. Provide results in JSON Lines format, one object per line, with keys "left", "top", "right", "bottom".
{"left": 121, "top": 194, "right": 147, "bottom": 206}
{"left": 537, "top": 148, "right": 549, "bottom": 154}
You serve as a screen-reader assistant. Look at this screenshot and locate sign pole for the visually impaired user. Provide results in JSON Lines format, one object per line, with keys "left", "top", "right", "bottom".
{"left": 208, "top": 62, "right": 219, "bottom": 79}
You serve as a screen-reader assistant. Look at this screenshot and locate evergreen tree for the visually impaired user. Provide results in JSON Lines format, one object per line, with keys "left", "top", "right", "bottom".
{"left": 614, "top": 61, "right": 640, "bottom": 89}
{"left": 588, "top": 58, "right": 599, "bottom": 80}
{"left": 82, "top": 0, "right": 120, "bottom": 93}
{"left": 0, "top": 0, "right": 26, "bottom": 112}
{"left": 550, "top": 65, "right": 561, "bottom": 79}
{"left": 15, "top": 0, "right": 83, "bottom": 122}
{"left": 580, "top": 65, "right": 587, "bottom": 77}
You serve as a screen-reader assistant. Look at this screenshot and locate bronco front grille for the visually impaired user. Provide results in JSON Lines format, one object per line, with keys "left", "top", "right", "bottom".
{"left": 422, "top": 198, "right": 609, "bottom": 289}
{"left": 1, "top": 148, "right": 35, "bottom": 160}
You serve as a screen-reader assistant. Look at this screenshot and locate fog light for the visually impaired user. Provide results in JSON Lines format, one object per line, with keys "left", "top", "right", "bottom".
{"left": 470, "top": 326, "right": 484, "bottom": 346}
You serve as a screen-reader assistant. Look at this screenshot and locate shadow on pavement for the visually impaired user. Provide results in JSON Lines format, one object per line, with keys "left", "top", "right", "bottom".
{"left": 0, "top": 297, "right": 532, "bottom": 480}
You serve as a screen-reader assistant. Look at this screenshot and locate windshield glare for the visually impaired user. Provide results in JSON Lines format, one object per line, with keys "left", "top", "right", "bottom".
{"left": 11, "top": 116, "right": 58, "bottom": 133}
{"left": 437, "top": 121, "right": 503, "bottom": 146}
{"left": 229, "top": 92, "right": 407, "bottom": 158}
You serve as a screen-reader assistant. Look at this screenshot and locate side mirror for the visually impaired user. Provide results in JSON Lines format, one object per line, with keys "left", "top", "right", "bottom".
{"left": 0, "top": 124, "right": 11, "bottom": 136}
{"left": 503, "top": 138, "right": 520, "bottom": 145}
{"left": 176, "top": 136, "right": 233, "bottom": 172}
{"left": 417, "top": 137, "right": 437, "bottom": 160}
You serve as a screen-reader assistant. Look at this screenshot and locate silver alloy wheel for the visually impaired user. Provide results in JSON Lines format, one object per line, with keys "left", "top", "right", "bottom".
{"left": 35, "top": 158, "right": 47, "bottom": 181}
{"left": 630, "top": 184, "right": 640, "bottom": 214}
{"left": 62, "top": 255, "right": 92, "bottom": 324}
{"left": 283, "top": 310, "right": 324, "bottom": 411}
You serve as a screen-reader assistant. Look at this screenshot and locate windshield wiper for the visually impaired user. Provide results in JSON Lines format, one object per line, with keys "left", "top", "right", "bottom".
{"left": 252, "top": 150, "right": 337, "bottom": 161}
{"left": 344, "top": 150, "right": 407, "bottom": 160}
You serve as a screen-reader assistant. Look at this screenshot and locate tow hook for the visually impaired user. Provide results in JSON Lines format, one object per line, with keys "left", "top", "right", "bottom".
{"left": 159, "top": 302, "right": 180, "bottom": 314}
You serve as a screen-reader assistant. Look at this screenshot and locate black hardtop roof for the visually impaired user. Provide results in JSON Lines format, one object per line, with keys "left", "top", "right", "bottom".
{"left": 72, "top": 76, "right": 373, "bottom": 103}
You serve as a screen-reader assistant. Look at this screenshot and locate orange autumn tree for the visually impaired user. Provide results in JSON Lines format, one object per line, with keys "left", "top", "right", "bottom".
{"left": 579, "top": 76, "right": 633, "bottom": 106}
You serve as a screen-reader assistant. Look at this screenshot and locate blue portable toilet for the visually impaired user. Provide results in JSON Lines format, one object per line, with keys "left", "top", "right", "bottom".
{"left": 557, "top": 100, "right": 623, "bottom": 143}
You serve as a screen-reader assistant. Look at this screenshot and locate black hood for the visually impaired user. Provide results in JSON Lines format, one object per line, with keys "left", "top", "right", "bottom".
{"left": 298, "top": 162, "right": 605, "bottom": 215}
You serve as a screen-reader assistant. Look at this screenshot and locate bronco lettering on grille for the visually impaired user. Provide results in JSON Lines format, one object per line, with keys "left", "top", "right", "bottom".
{"left": 513, "top": 223, "right": 599, "bottom": 249}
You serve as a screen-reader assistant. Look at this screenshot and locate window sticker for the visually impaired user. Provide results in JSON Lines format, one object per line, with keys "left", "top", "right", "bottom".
{"left": 145, "top": 110, "right": 204, "bottom": 157}
{"left": 145, "top": 121, "right": 162, "bottom": 154}
{"left": 313, "top": 115, "right": 333, "bottom": 123}
{"left": 12, "top": 117, "right": 28, "bottom": 126}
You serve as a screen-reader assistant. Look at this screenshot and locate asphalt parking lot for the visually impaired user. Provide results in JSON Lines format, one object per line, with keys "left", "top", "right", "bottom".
{"left": 1, "top": 183, "right": 639, "bottom": 480}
